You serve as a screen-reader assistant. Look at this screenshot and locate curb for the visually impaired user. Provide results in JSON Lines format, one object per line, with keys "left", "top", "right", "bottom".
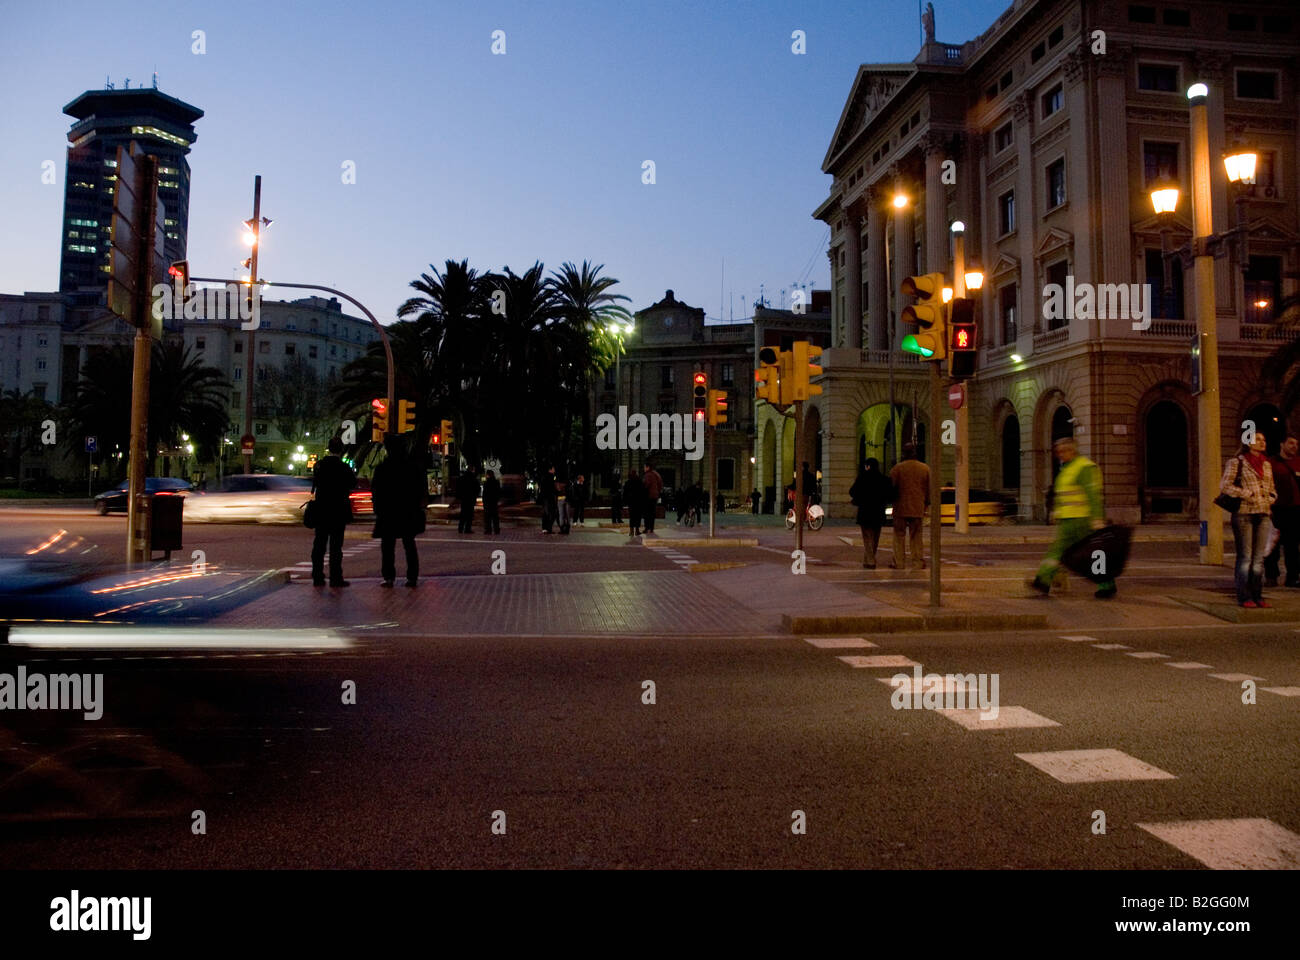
{"left": 783, "top": 611, "right": 1049, "bottom": 634}
{"left": 687, "top": 561, "right": 748, "bottom": 573}
{"left": 646, "top": 538, "right": 759, "bottom": 548}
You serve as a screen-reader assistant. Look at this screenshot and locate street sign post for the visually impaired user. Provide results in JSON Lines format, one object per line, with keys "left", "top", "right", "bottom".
{"left": 947, "top": 383, "right": 965, "bottom": 410}
{"left": 240, "top": 433, "right": 255, "bottom": 457}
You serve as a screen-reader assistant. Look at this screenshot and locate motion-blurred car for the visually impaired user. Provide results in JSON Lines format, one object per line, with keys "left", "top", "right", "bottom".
{"left": 182, "top": 474, "right": 313, "bottom": 524}
{"left": 349, "top": 477, "right": 374, "bottom": 520}
{"left": 94, "top": 477, "right": 193, "bottom": 514}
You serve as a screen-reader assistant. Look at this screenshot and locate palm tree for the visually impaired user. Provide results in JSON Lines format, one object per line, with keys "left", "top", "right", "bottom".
{"left": 0, "top": 389, "right": 56, "bottom": 487}
{"left": 65, "top": 341, "right": 228, "bottom": 480}
{"left": 549, "top": 261, "right": 632, "bottom": 469}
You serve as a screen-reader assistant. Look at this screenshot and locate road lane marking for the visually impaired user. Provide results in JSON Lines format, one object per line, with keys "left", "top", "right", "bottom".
{"left": 1261, "top": 686, "right": 1300, "bottom": 697}
{"left": 1092, "top": 643, "right": 1130, "bottom": 650}
{"left": 803, "top": 637, "right": 878, "bottom": 649}
{"left": 1059, "top": 635, "right": 1099, "bottom": 642}
{"left": 1164, "top": 662, "right": 1213, "bottom": 669}
{"left": 1016, "top": 748, "right": 1176, "bottom": 783}
{"left": 838, "top": 655, "right": 920, "bottom": 669}
{"left": 1126, "top": 651, "right": 1170, "bottom": 659}
{"left": 877, "top": 675, "right": 972, "bottom": 694}
{"left": 1136, "top": 818, "right": 1300, "bottom": 869}
{"left": 1208, "top": 673, "right": 1267, "bottom": 682}
{"left": 937, "top": 706, "right": 1061, "bottom": 730}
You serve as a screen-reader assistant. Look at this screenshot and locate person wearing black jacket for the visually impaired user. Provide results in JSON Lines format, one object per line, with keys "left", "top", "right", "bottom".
{"left": 310, "top": 436, "right": 357, "bottom": 586}
{"left": 609, "top": 476, "right": 623, "bottom": 525}
{"left": 372, "top": 433, "right": 427, "bottom": 587}
{"left": 540, "top": 466, "right": 558, "bottom": 533}
{"left": 624, "top": 469, "right": 644, "bottom": 537}
{"left": 482, "top": 469, "right": 501, "bottom": 535}
{"left": 456, "top": 468, "right": 480, "bottom": 534}
{"left": 849, "top": 457, "right": 891, "bottom": 569}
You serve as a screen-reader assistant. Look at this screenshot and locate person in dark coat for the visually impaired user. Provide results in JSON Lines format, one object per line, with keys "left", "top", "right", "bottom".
{"left": 750, "top": 489, "right": 761, "bottom": 514}
{"left": 456, "top": 468, "right": 480, "bottom": 534}
{"left": 849, "top": 458, "right": 891, "bottom": 569}
{"left": 310, "top": 436, "right": 357, "bottom": 586}
{"left": 372, "top": 433, "right": 427, "bottom": 587}
{"left": 482, "top": 469, "right": 501, "bottom": 535}
{"left": 571, "top": 474, "right": 588, "bottom": 525}
{"left": 609, "top": 475, "right": 623, "bottom": 525}
{"left": 642, "top": 463, "right": 663, "bottom": 534}
{"left": 624, "top": 468, "right": 644, "bottom": 537}
{"left": 540, "top": 466, "right": 557, "bottom": 534}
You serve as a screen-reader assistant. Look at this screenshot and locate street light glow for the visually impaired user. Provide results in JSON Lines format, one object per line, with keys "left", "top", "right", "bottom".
{"left": 1010, "top": 353, "right": 1023, "bottom": 363}
{"left": 941, "top": 287, "right": 953, "bottom": 303}
{"left": 1186, "top": 82, "right": 1208, "bottom": 100}
{"left": 950, "top": 220, "right": 965, "bottom": 234}
{"left": 1150, "top": 183, "right": 1180, "bottom": 215}
{"left": 1224, "top": 150, "right": 1257, "bottom": 185}
{"left": 964, "top": 269, "right": 985, "bottom": 291}
{"left": 892, "top": 193, "right": 908, "bottom": 209}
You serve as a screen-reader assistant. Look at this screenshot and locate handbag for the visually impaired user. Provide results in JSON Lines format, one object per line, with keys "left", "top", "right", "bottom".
{"left": 1213, "top": 460, "right": 1243, "bottom": 514}
{"left": 302, "top": 498, "right": 319, "bottom": 529}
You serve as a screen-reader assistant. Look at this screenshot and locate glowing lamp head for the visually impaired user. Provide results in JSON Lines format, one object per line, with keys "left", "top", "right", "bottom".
{"left": 950, "top": 220, "right": 965, "bottom": 234}
{"left": 1186, "top": 82, "right": 1208, "bottom": 101}
{"left": 1224, "top": 150, "right": 1257, "bottom": 185}
{"left": 964, "top": 269, "right": 985, "bottom": 291}
{"left": 941, "top": 287, "right": 953, "bottom": 303}
{"left": 1255, "top": 299, "right": 1270, "bottom": 309}
{"left": 892, "top": 193, "right": 908, "bottom": 209}
{"left": 1150, "top": 183, "right": 1180, "bottom": 215}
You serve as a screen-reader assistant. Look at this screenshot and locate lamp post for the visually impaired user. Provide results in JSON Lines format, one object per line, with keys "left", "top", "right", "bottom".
{"left": 888, "top": 190, "right": 909, "bottom": 468}
{"left": 609, "top": 320, "right": 633, "bottom": 482}
{"left": 1150, "top": 178, "right": 1180, "bottom": 317}
{"left": 950, "top": 220, "right": 983, "bottom": 535}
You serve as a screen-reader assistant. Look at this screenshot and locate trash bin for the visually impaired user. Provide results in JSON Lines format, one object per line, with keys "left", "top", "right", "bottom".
{"left": 150, "top": 492, "right": 184, "bottom": 557}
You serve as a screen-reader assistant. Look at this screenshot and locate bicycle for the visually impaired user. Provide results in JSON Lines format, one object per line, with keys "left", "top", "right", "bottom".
{"left": 785, "top": 501, "right": 825, "bottom": 531}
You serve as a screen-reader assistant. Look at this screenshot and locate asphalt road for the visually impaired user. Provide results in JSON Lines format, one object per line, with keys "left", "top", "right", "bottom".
{"left": 0, "top": 619, "right": 1295, "bottom": 868}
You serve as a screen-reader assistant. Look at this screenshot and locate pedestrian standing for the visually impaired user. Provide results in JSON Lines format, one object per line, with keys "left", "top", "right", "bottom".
{"left": 609, "top": 475, "right": 623, "bottom": 525}
{"left": 571, "top": 474, "right": 588, "bottom": 526}
{"left": 1031, "top": 437, "right": 1116, "bottom": 598}
{"left": 482, "top": 469, "right": 501, "bottom": 535}
{"left": 888, "top": 444, "right": 929, "bottom": 570}
{"left": 456, "top": 468, "right": 479, "bottom": 534}
{"left": 850, "top": 458, "right": 891, "bottom": 569}
{"left": 310, "top": 436, "right": 357, "bottom": 587}
{"left": 802, "top": 461, "right": 820, "bottom": 505}
{"left": 540, "top": 465, "right": 557, "bottom": 534}
{"left": 1221, "top": 433, "right": 1276, "bottom": 607}
{"left": 624, "top": 469, "right": 644, "bottom": 536}
{"left": 750, "top": 489, "right": 761, "bottom": 515}
{"left": 371, "top": 433, "right": 426, "bottom": 588}
{"left": 1263, "top": 434, "right": 1299, "bottom": 587}
{"left": 642, "top": 462, "right": 663, "bottom": 534}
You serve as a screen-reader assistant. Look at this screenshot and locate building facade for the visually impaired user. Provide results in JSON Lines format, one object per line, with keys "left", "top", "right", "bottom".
{"left": 593, "top": 290, "right": 756, "bottom": 502}
{"left": 59, "top": 87, "right": 202, "bottom": 303}
{"left": 812, "top": 0, "right": 1299, "bottom": 522}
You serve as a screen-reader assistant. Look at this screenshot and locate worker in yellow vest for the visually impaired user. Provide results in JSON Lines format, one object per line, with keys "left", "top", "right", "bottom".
{"left": 1031, "top": 436, "right": 1116, "bottom": 598}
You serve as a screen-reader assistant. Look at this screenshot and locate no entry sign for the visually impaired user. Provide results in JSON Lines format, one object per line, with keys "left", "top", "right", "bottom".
{"left": 948, "top": 382, "right": 966, "bottom": 410}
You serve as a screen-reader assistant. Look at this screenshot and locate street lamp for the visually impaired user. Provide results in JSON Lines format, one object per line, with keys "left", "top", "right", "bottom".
{"left": 1149, "top": 178, "right": 1181, "bottom": 315}
{"left": 964, "top": 263, "right": 985, "bottom": 292}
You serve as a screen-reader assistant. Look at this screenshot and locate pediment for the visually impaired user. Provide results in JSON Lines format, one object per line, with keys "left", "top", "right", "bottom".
{"left": 991, "top": 253, "right": 1019, "bottom": 278}
{"left": 1034, "top": 227, "right": 1073, "bottom": 259}
{"left": 823, "top": 65, "right": 915, "bottom": 171}
{"left": 1247, "top": 213, "right": 1299, "bottom": 244}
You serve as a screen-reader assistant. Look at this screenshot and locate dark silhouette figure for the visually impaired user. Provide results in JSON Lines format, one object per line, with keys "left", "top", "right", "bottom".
{"left": 540, "top": 466, "right": 558, "bottom": 533}
{"left": 482, "top": 469, "right": 501, "bottom": 534}
{"left": 642, "top": 463, "right": 663, "bottom": 534}
{"left": 571, "top": 474, "right": 588, "bottom": 525}
{"left": 311, "top": 436, "right": 357, "bottom": 586}
{"left": 609, "top": 476, "right": 623, "bottom": 525}
{"left": 624, "top": 469, "right": 644, "bottom": 536}
{"left": 456, "top": 468, "right": 480, "bottom": 534}
{"left": 372, "top": 433, "right": 427, "bottom": 587}
{"left": 750, "top": 489, "right": 761, "bottom": 514}
{"left": 850, "top": 458, "right": 891, "bottom": 569}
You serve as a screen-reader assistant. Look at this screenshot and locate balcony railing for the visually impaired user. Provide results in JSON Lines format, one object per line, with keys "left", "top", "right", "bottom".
{"left": 1032, "top": 326, "right": 1070, "bottom": 351}
{"left": 1239, "top": 322, "right": 1292, "bottom": 342}
{"left": 862, "top": 349, "right": 922, "bottom": 366}
{"left": 1140, "top": 319, "right": 1196, "bottom": 337}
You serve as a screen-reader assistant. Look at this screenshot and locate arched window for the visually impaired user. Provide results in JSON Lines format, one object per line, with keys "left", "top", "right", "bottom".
{"left": 1002, "top": 414, "right": 1021, "bottom": 489}
{"left": 1145, "top": 401, "right": 1188, "bottom": 487}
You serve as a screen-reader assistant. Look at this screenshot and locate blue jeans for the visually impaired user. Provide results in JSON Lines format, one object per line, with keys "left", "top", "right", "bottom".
{"left": 1231, "top": 512, "right": 1272, "bottom": 603}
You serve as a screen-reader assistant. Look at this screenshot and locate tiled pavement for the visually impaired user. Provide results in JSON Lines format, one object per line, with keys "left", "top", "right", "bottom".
{"left": 212, "top": 570, "right": 781, "bottom": 637}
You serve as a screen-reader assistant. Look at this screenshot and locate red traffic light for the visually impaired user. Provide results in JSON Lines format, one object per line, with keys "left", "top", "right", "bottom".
{"left": 430, "top": 432, "right": 440, "bottom": 445}
{"left": 694, "top": 410, "right": 705, "bottom": 421}
{"left": 955, "top": 328, "right": 970, "bottom": 349}
{"left": 371, "top": 398, "right": 387, "bottom": 412}
{"left": 693, "top": 372, "right": 707, "bottom": 386}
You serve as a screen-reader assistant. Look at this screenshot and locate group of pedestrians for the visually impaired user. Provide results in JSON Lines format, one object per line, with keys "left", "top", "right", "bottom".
{"left": 849, "top": 444, "right": 931, "bottom": 571}
{"left": 308, "top": 433, "right": 429, "bottom": 588}
{"left": 455, "top": 468, "right": 501, "bottom": 535}
{"left": 608, "top": 463, "right": 661, "bottom": 537}
{"left": 1219, "top": 432, "right": 1300, "bottom": 608}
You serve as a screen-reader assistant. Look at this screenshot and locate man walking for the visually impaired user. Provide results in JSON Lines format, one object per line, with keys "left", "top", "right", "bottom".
{"left": 1031, "top": 436, "right": 1116, "bottom": 598}
{"left": 609, "top": 474, "right": 623, "bottom": 525}
{"left": 850, "top": 457, "right": 891, "bottom": 569}
{"left": 1264, "top": 435, "right": 1300, "bottom": 587}
{"left": 540, "top": 465, "right": 557, "bottom": 534}
{"left": 310, "top": 436, "right": 356, "bottom": 587}
{"left": 571, "top": 474, "right": 588, "bottom": 526}
{"left": 482, "top": 469, "right": 501, "bottom": 535}
{"left": 372, "top": 433, "right": 426, "bottom": 588}
{"left": 456, "top": 468, "right": 479, "bottom": 534}
{"left": 642, "top": 462, "right": 663, "bottom": 534}
{"left": 888, "top": 444, "right": 929, "bottom": 570}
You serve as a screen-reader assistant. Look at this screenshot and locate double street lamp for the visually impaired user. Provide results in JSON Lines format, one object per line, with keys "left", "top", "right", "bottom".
{"left": 1148, "top": 82, "right": 1258, "bottom": 565}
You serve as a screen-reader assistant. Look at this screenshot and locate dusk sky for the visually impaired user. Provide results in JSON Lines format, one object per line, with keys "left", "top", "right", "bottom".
{"left": 1, "top": 0, "right": 1008, "bottom": 323}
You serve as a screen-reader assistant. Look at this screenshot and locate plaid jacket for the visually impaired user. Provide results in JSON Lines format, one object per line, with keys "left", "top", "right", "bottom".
{"left": 1220, "top": 456, "right": 1276, "bottom": 514}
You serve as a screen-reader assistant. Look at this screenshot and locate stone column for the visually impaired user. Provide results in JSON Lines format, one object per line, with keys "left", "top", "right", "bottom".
{"left": 923, "top": 134, "right": 949, "bottom": 274}
{"left": 1012, "top": 92, "right": 1039, "bottom": 338}
{"left": 866, "top": 186, "right": 888, "bottom": 351}
{"left": 842, "top": 203, "right": 864, "bottom": 350}
{"left": 1065, "top": 48, "right": 1094, "bottom": 340}
{"left": 1095, "top": 49, "right": 1129, "bottom": 334}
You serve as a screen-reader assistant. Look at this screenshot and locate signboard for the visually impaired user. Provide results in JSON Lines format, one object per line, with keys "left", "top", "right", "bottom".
{"left": 240, "top": 433, "right": 255, "bottom": 456}
{"left": 85, "top": 436, "right": 97, "bottom": 453}
{"left": 947, "top": 382, "right": 966, "bottom": 410}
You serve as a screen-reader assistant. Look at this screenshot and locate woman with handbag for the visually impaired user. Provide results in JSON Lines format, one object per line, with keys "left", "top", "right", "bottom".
{"left": 1219, "top": 433, "right": 1277, "bottom": 608}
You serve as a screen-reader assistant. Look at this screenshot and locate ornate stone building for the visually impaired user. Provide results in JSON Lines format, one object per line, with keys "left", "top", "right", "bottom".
{"left": 812, "top": 0, "right": 1299, "bottom": 522}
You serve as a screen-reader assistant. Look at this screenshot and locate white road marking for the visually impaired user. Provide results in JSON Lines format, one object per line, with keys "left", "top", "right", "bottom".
{"left": 1015, "top": 748, "right": 1176, "bottom": 783}
{"left": 1059, "top": 635, "right": 1098, "bottom": 642}
{"left": 803, "top": 637, "right": 878, "bottom": 649}
{"left": 838, "top": 655, "right": 920, "bottom": 669}
{"left": 1092, "top": 643, "right": 1131, "bottom": 650}
{"left": 1137, "top": 818, "right": 1300, "bottom": 869}
{"left": 937, "top": 706, "right": 1061, "bottom": 730}
{"left": 1164, "top": 662, "right": 1213, "bottom": 670}
{"left": 878, "top": 675, "right": 973, "bottom": 695}
{"left": 1127, "top": 651, "right": 1170, "bottom": 659}
{"left": 1261, "top": 686, "right": 1300, "bottom": 697}
{"left": 1208, "top": 673, "right": 1268, "bottom": 682}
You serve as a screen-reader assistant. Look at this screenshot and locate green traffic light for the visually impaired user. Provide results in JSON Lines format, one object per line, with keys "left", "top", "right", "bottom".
{"left": 900, "top": 334, "right": 934, "bottom": 358}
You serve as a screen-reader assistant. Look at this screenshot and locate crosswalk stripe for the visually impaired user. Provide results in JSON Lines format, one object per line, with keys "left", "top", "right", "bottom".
{"left": 1092, "top": 643, "right": 1130, "bottom": 650}
{"left": 1208, "top": 673, "right": 1267, "bottom": 682}
{"left": 937, "top": 706, "right": 1060, "bottom": 730}
{"left": 803, "top": 637, "right": 878, "bottom": 649}
{"left": 1261, "top": 686, "right": 1300, "bottom": 697}
{"left": 1136, "top": 818, "right": 1300, "bottom": 869}
{"left": 1059, "top": 635, "right": 1099, "bottom": 642}
{"left": 1127, "top": 651, "right": 1170, "bottom": 659}
{"left": 1015, "top": 748, "right": 1176, "bottom": 783}
{"left": 878, "top": 675, "right": 972, "bottom": 694}
{"left": 838, "top": 655, "right": 920, "bottom": 669}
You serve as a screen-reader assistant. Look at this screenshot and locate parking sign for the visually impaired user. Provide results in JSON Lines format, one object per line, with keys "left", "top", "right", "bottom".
{"left": 85, "top": 436, "right": 97, "bottom": 453}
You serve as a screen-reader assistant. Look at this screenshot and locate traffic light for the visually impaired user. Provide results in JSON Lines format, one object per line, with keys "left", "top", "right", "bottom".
{"left": 168, "top": 259, "right": 189, "bottom": 295}
{"left": 755, "top": 347, "right": 782, "bottom": 404}
{"left": 948, "top": 297, "right": 977, "bottom": 379}
{"left": 900, "top": 272, "right": 948, "bottom": 361}
{"left": 371, "top": 398, "right": 389, "bottom": 442}
{"left": 397, "top": 399, "right": 417, "bottom": 433}
{"left": 693, "top": 372, "right": 708, "bottom": 421}
{"left": 791, "top": 341, "right": 823, "bottom": 399}
{"left": 707, "top": 389, "right": 729, "bottom": 426}
{"left": 430, "top": 431, "right": 441, "bottom": 447}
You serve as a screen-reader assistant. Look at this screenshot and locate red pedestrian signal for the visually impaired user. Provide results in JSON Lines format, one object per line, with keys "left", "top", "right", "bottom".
{"left": 948, "top": 297, "right": 977, "bottom": 379}
{"left": 693, "top": 371, "right": 708, "bottom": 419}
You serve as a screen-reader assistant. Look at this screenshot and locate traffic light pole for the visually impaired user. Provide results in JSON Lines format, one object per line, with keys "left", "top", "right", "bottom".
{"left": 125, "top": 154, "right": 159, "bottom": 566}
{"left": 708, "top": 422, "right": 717, "bottom": 539}
{"left": 929, "top": 362, "right": 942, "bottom": 607}
{"left": 242, "top": 175, "right": 261, "bottom": 474}
{"left": 953, "top": 234, "right": 970, "bottom": 535}
{"left": 793, "top": 399, "right": 804, "bottom": 556}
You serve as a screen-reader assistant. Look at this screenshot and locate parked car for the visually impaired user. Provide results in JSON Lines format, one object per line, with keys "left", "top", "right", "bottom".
{"left": 94, "top": 477, "right": 193, "bottom": 514}
{"left": 182, "top": 474, "right": 313, "bottom": 524}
